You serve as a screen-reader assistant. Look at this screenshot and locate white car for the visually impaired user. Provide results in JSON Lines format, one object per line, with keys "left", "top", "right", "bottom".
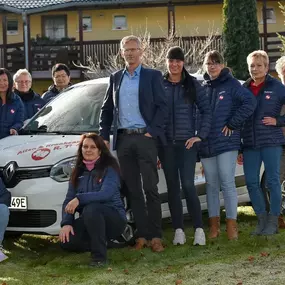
{"left": 0, "top": 76, "right": 266, "bottom": 242}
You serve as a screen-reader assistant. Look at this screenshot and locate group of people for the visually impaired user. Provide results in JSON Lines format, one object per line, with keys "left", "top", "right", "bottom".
{"left": 57, "top": 35, "right": 285, "bottom": 267}
{"left": 1, "top": 34, "right": 285, "bottom": 267}
{"left": 0, "top": 62, "right": 72, "bottom": 139}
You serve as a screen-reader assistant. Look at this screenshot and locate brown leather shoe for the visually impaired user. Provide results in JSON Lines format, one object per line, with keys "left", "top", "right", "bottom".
{"left": 150, "top": 238, "right": 164, "bottom": 252}
{"left": 209, "top": 216, "right": 220, "bottom": 239}
{"left": 133, "top": 238, "right": 148, "bottom": 250}
{"left": 278, "top": 215, "right": 285, "bottom": 229}
{"left": 226, "top": 219, "right": 238, "bottom": 240}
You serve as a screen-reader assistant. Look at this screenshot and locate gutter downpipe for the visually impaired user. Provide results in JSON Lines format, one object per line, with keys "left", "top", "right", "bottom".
{"left": 22, "top": 11, "right": 29, "bottom": 70}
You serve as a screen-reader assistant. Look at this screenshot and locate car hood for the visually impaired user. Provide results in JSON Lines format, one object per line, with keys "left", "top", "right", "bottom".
{"left": 0, "top": 135, "right": 81, "bottom": 167}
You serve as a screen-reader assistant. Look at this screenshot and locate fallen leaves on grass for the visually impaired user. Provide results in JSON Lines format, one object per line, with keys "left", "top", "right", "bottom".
{"left": 260, "top": 252, "right": 269, "bottom": 257}
{"left": 1, "top": 282, "right": 7, "bottom": 285}
{"left": 237, "top": 281, "right": 243, "bottom": 285}
{"left": 107, "top": 267, "right": 113, "bottom": 272}
{"left": 123, "top": 269, "right": 129, "bottom": 275}
{"left": 248, "top": 256, "right": 255, "bottom": 262}
{"left": 175, "top": 280, "right": 182, "bottom": 285}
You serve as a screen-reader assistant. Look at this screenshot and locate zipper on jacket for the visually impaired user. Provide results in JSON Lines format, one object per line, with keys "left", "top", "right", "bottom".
{"left": 172, "top": 84, "right": 176, "bottom": 143}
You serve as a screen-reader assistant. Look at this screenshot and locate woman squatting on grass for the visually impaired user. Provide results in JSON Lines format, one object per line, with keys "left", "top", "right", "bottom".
{"left": 242, "top": 50, "right": 285, "bottom": 235}
{"left": 59, "top": 133, "right": 127, "bottom": 267}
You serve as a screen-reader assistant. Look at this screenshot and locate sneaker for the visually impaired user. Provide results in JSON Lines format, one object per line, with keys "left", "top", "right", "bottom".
{"left": 0, "top": 247, "right": 8, "bottom": 263}
{"left": 173, "top": 228, "right": 186, "bottom": 245}
{"left": 193, "top": 228, "right": 206, "bottom": 246}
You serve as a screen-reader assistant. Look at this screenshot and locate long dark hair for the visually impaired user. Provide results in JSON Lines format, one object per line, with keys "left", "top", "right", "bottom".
{"left": 182, "top": 67, "right": 197, "bottom": 104}
{"left": 71, "top": 133, "right": 120, "bottom": 187}
{"left": 0, "top": 68, "right": 13, "bottom": 103}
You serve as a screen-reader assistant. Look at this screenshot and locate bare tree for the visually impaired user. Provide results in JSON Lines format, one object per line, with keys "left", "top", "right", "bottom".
{"left": 75, "top": 23, "right": 221, "bottom": 79}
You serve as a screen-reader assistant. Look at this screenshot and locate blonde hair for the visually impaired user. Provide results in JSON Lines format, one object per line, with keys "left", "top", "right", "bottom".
{"left": 120, "top": 35, "right": 141, "bottom": 50}
{"left": 13, "top": 68, "right": 32, "bottom": 82}
{"left": 275, "top": 56, "right": 285, "bottom": 76}
{"left": 247, "top": 50, "right": 269, "bottom": 67}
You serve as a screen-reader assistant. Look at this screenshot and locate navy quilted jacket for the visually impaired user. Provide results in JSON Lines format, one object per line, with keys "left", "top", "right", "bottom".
{"left": 242, "top": 75, "right": 285, "bottom": 149}
{"left": 14, "top": 89, "right": 45, "bottom": 120}
{"left": 199, "top": 68, "right": 256, "bottom": 158}
{"left": 42, "top": 85, "right": 60, "bottom": 103}
{"left": 163, "top": 73, "right": 211, "bottom": 142}
{"left": 61, "top": 166, "right": 126, "bottom": 227}
{"left": 0, "top": 93, "right": 24, "bottom": 139}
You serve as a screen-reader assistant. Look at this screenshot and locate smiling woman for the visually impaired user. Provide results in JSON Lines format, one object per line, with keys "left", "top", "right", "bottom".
{"left": 59, "top": 133, "right": 127, "bottom": 267}
{"left": 242, "top": 50, "right": 285, "bottom": 236}
{"left": 199, "top": 50, "right": 256, "bottom": 241}
{"left": 0, "top": 68, "right": 24, "bottom": 139}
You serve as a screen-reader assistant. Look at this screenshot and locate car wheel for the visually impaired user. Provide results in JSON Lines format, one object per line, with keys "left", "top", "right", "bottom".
{"left": 261, "top": 171, "right": 285, "bottom": 215}
{"left": 107, "top": 196, "right": 136, "bottom": 248}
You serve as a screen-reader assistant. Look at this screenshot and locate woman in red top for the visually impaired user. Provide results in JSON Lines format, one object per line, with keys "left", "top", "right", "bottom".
{"left": 242, "top": 50, "right": 285, "bottom": 235}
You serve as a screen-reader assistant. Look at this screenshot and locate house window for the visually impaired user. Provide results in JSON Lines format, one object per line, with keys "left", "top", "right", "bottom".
{"left": 82, "top": 16, "right": 92, "bottom": 31}
{"left": 113, "top": 15, "right": 127, "bottom": 30}
{"left": 43, "top": 16, "right": 67, "bottom": 40}
{"left": 7, "top": 19, "right": 18, "bottom": 35}
{"left": 261, "top": 8, "right": 276, "bottom": 24}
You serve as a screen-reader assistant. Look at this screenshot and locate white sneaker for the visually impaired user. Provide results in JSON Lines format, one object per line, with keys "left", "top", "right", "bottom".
{"left": 173, "top": 228, "right": 186, "bottom": 245}
{"left": 0, "top": 248, "right": 8, "bottom": 263}
{"left": 193, "top": 228, "right": 206, "bottom": 246}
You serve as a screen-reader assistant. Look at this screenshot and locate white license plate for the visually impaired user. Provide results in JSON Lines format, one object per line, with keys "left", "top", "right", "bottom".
{"left": 9, "top": 197, "right": 27, "bottom": 210}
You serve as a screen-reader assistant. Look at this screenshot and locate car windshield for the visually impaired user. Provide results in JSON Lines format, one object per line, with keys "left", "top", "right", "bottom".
{"left": 22, "top": 83, "right": 107, "bottom": 135}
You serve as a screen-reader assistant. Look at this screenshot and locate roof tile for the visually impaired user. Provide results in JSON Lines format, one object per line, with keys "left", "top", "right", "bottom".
{"left": 0, "top": 0, "right": 121, "bottom": 10}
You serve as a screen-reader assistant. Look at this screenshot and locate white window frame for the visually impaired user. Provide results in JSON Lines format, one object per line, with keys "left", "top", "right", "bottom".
{"left": 7, "top": 19, "right": 19, "bottom": 35}
{"left": 82, "top": 15, "right": 92, "bottom": 32}
{"left": 260, "top": 7, "right": 276, "bottom": 24}
{"left": 112, "top": 15, "right": 127, "bottom": 30}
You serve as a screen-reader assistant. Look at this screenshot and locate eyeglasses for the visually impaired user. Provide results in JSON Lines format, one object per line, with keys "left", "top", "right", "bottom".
{"left": 205, "top": 62, "right": 221, "bottom": 67}
{"left": 16, "top": 80, "right": 31, "bottom": 84}
{"left": 122, "top": 48, "right": 140, "bottom": 53}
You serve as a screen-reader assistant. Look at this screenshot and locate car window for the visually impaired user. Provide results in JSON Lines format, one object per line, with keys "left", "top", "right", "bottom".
{"left": 23, "top": 83, "right": 107, "bottom": 134}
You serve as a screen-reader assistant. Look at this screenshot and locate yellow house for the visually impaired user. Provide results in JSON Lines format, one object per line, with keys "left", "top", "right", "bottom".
{"left": 0, "top": 0, "right": 283, "bottom": 93}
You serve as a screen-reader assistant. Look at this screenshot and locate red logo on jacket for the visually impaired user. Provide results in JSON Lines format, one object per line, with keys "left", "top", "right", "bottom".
{"left": 219, "top": 95, "right": 224, "bottom": 100}
{"left": 266, "top": 95, "right": 270, "bottom": 99}
{"left": 10, "top": 109, "right": 15, "bottom": 114}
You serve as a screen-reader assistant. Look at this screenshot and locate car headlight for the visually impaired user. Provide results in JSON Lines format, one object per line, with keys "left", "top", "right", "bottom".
{"left": 50, "top": 157, "right": 76, "bottom": 182}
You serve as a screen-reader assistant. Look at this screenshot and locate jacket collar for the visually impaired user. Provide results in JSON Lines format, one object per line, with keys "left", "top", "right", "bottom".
{"left": 243, "top": 74, "right": 274, "bottom": 88}
{"left": 14, "top": 89, "right": 36, "bottom": 101}
{"left": 203, "top": 67, "right": 232, "bottom": 87}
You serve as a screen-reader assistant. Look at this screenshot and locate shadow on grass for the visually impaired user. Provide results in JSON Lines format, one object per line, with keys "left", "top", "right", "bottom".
{"left": 2, "top": 206, "right": 261, "bottom": 269}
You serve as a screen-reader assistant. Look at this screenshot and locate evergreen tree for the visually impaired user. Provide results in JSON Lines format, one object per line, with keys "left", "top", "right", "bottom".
{"left": 223, "top": 0, "right": 260, "bottom": 80}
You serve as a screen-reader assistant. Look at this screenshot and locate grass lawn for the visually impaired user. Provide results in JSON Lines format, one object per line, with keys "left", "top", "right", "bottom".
{"left": 1, "top": 206, "right": 285, "bottom": 285}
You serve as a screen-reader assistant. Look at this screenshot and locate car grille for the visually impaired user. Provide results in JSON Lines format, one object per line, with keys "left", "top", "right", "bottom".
{"left": 0, "top": 166, "right": 51, "bottom": 188}
{"left": 8, "top": 210, "right": 57, "bottom": 228}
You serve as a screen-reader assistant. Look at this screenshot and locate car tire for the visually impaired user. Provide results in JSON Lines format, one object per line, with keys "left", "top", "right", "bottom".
{"left": 107, "top": 196, "right": 136, "bottom": 248}
{"left": 261, "top": 171, "right": 285, "bottom": 215}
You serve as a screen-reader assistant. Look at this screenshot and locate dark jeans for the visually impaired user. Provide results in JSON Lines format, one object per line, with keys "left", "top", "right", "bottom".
{"left": 60, "top": 203, "right": 126, "bottom": 262}
{"left": 117, "top": 133, "right": 162, "bottom": 239}
{"left": 158, "top": 142, "right": 203, "bottom": 230}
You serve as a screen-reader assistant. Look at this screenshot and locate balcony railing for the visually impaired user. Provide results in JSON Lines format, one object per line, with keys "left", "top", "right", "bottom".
{"left": 0, "top": 34, "right": 282, "bottom": 75}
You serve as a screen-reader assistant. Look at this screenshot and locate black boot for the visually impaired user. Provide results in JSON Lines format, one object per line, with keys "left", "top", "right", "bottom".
{"left": 89, "top": 259, "right": 107, "bottom": 268}
{"left": 251, "top": 213, "right": 267, "bottom": 235}
{"left": 262, "top": 214, "right": 279, "bottom": 235}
